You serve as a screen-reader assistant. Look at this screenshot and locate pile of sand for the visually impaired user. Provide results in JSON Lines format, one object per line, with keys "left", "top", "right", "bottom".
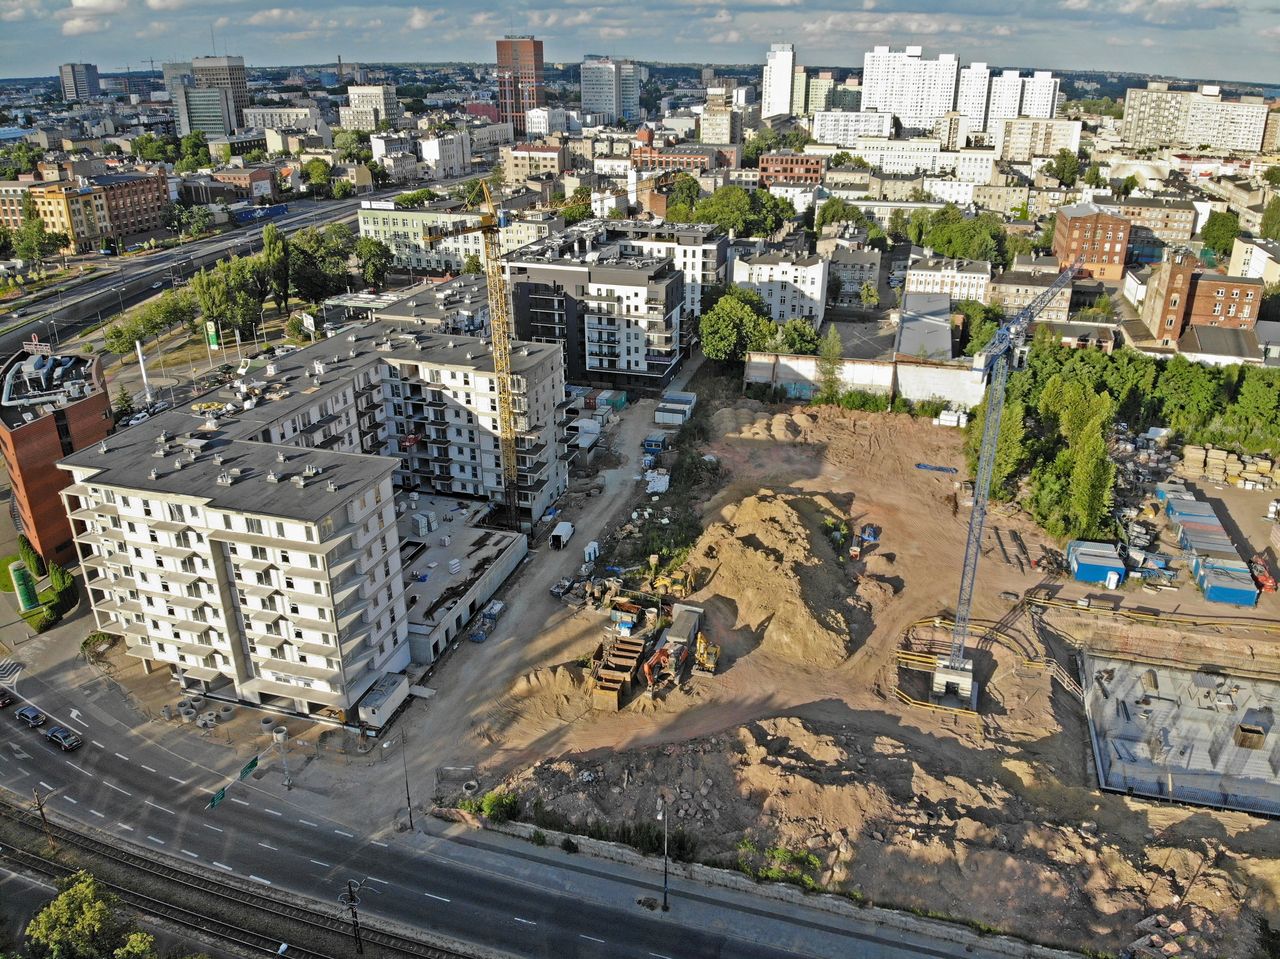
{"left": 685, "top": 489, "right": 873, "bottom": 668}
{"left": 710, "top": 406, "right": 817, "bottom": 443}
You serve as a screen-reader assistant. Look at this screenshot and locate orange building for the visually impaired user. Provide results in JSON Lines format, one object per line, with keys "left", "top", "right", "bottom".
{"left": 1052, "top": 202, "right": 1130, "bottom": 282}
{"left": 496, "top": 35, "right": 544, "bottom": 136}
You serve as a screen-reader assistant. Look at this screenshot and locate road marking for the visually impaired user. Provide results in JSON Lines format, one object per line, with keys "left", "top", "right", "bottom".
{"left": 649, "top": 954, "right": 674, "bottom": 959}
{"left": 168, "top": 776, "right": 187, "bottom": 785}
{"left": 367, "top": 877, "right": 389, "bottom": 885}
{"left": 90, "top": 810, "right": 105, "bottom": 818}
{"left": 203, "top": 823, "right": 223, "bottom": 833}
{"left": 114, "top": 753, "right": 130, "bottom": 761}
{"left": 147, "top": 835, "right": 165, "bottom": 845}
{"left": 117, "top": 824, "right": 134, "bottom": 832}
{"left": 104, "top": 782, "right": 131, "bottom": 796}
{"left": 140, "top": 764, "right": 157, "bottom": 773}
{"left": 38, "top": 781, "right": 53, "bottom": 791}
{"left": 424, "top": 893, "right": 451, "bottom": 903}
{"left": 334, "top": 829, "right": 354, "bottom": 837}
{"left": 299, "top": 819, "right": 318, "bottom": 827}
{"left": 212, "top": 861, "right": 233, "bottom": 872}
{"left": 62, "top": 796, "right": 78, "bottom": 804}
{"left": 230, "top": 797, "right": 250, "bottom": 807}
{"left": 92, "top": 741, "right": 105, "bottom": 749}
{"left": 371, "top": 840, "right": 388, "bottom": 847}
{"left": 65, "top": 760, "right": 92, "bottom": 776}
{"left": 264, "top": 808, "right": 283, "bottom": 816}
{"left": 249, "top": 875, "right": 272, "bottom": 885}
{"left": 513, "top": 917, "right": 536, "bottom": 926}
{"left": 144, "top": 800, "right": 175, "bottom": 815}
{"left": 258, "top": 842, "right": 278, "bottom": 850}
{"left": 580, "top": 935, "right": 606, "bottom": 944}
{"left": 309, "top": 859, "right": 331, "bottom": 868}
{"left": 181, "top": 849, "right": 199, "bottom": 859}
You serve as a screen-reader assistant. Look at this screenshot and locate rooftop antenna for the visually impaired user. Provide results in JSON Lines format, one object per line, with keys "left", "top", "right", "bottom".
{"left": 210, "top": 22, "right": 216, "bottom": 55}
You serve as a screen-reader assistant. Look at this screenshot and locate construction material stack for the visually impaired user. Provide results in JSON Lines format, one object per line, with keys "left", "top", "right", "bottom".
{"left": 1163, "top": 489, "right": 1258, "bottom": 607}
{"left": 1178, "top": 445, "right": 1275, "bottom": 490}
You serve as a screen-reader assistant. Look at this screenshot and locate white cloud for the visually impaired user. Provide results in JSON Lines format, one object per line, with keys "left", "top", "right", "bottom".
{"left": 0, "top": 0, "right": 40, "bottom": 21}
{"left": 67, "top": 0, "right": 125, "bottom": 12}
{"left": 243, "top": 6, "right": 297, "bottom": 24}
{"left": 145, "top": 0, "right": 187, "bottom": 9}
{"left": 61, "top": 13, "right": 104, "bottom": 33}
{"left": 134, "top": 18, "right": 168, "bottom": 35}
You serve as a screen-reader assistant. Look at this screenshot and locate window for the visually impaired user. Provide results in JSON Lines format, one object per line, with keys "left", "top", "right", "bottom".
{"left": 246, "top": 518, "right": 263, "bottom": 535}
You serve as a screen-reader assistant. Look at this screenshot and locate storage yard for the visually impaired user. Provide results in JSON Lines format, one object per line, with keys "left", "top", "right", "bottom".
{"left": 385, "top": 376, "right": 1280, "bottom": 957}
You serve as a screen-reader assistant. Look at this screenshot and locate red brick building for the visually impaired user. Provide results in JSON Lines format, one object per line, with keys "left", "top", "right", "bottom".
{"left": 0, "top": 348, "right": 111, "bottom": 564}
{"left": 91, "top": 173, "right": 170, "bottom": 244}
{"left": 496, "top": 36, "right": 544, "bottom": 136}
{"left": 1052, "top": 201, "right": 1130, "bottom": 282}
{"left": 208, "top": 166, "right": 277, "bottom": 202}
{"left": 758, "top": 150, "right": 826, "bottom": 187}
{"left": 1140, "top": 249, "right": 1264, "bottom": 346}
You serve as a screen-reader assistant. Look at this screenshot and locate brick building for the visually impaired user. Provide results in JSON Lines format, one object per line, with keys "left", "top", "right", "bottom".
{"left": 1140, "top": 250, "right": 1264, "bottom": 346}
{"left": 209, "top": 166, "right": 278, "bottom": 202}
{"left": 1052, "top": 202, "right": 1130, "bottom": 283}
{"left": 92, "top": 173, "right": 170, "bottom": 244}
{"left": 496, "top": 36, "right": 544, "bottom": 136}
{"left": 0, "top": 347, "right": 111, "bottom": 564}
{"left": 757, "top": 150, "right": 826, "bottom": 187}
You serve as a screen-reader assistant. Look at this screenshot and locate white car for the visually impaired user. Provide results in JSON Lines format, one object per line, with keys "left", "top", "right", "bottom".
{"left": 150, "top": 281, "right": 163, "bottom": 290}
{"left": 127, "top": 411, "right": 150, "bottom": 427}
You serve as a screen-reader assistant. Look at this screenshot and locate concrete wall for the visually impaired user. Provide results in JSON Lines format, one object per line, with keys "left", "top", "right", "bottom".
{"left": 744, "top": 352, "right": 985, "bottom": 408}
{"left": 895, "top": 360, "right": 986, "bottom": 408}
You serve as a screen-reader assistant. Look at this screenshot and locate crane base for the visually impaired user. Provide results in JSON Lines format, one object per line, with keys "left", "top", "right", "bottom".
{"left": 932, "top": 657, "right": 978, "bottom": 711}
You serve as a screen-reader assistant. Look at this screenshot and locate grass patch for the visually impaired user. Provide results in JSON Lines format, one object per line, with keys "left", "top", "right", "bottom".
{"left": 0, "top": 554, "right": 19, "bottom": 592}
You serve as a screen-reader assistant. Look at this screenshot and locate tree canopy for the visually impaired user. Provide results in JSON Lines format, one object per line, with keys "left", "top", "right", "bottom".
{"left": 1200, "top": 210, "right": 1240, "bottom": 257}
{"left": 699, "top": 287, "right": 775, "bottom": 362}
{"left": 667, "top": 185, "right": 794, "bottom": 237}
{"left": 1043, "top": 149, "right": 1081, "bottom": 187}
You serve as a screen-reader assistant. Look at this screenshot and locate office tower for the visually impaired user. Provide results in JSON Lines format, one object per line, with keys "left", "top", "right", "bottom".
{"left": 177, "top": 85, "right": 235, "bottom": 137}
{"left": 496, "top": 35, "right": 545, "bottom": 136}
{"left": 761, "top": 43, "right": 795, "bottom": 118}
{"left": 581, "top": 57, "right": 644, "bottom": 124}
{"left": 190, "top": 56, "right": 248, "bottom": 129}
{"left": 339, "top": 85, "right": 403, "bottom": 130}
{"left": 59, "top": 63, "right": 101, "bottom": 101}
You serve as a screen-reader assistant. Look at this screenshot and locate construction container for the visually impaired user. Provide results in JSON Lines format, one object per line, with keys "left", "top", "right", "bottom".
{"left": 1067, "top": 541, "right": 1127, "bottom": 586}
{"left": 643, "top": 432, "right": 670, "bottom": 453}
{"left": 1198, "top": 561, "right": 1259, "bottom": 607}
{"left": 661, "top": 390, "right": 697, "bottom": 413}
{"left": 583, "top": 389, "right": 603, "bottom": 410}
{"left": 655, "top": 404, "right": 691, "bottom": 426}
{"left": 595, "top": 389, "right": 627, "bottom": 412}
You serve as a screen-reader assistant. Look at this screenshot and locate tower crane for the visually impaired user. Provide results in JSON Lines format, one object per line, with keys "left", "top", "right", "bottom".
{"left": 939, "top": 256, "right": 1080, "bottom": 707}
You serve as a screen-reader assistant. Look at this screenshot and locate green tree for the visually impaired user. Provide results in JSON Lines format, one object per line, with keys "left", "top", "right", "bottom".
{"left": 560, "top": 186, "right": 592, "bottom": 226}
{"left": 17, "top": 532, "right": 44, "bottom": 577}
{"left": 1115, "top": 174, "right": 1139, "bottom": 199}
{"left": 829, "top": 151, "right": 852, "bottom": 167}
{"left": 699, "top": 290, "right": 773, "bottom": 362}
{"left": 461, "top": 253, "right": 484, "bottom": 275}
{"left": 1068, "top": 412, "right": 1116, "bottom": 538}
{"left": 333, "top": 129, "right": 370, "bottom": 162}
{"left": 1260, "top": 196, "right": 1280, "bottom": 242}
{"left": 14, "top": 193, "right": 66, "bottom": 260}
{"left": 1262, "top": 166, "right": 1280, "bottom": 188}
{"left": 670, "top": 173, "right": 701, "bottom": 208}
{"left": 858, "top": 281, "right": 879, "bottom": 308}
{"left": 25, "top": 871, "right": 132, "bottom": 959}
{"left": 815, "top": 325, "right": 844, "bottom": 403}
{"left": 814, "top": 197, "right": 867, "bottom": 231}
{"left": 1082, "top": 163, "right": 1106, "bottom": 188}
{"left": 393, "top": 188, "right": 439, "bottom": 209}
{"left": 770, "top": 319, "right": 820, "bottom": 355}
{"left": 887, "top": 207, "right": 908, "bottom": 239}
{"left": 1044, "top": 149, "right": 1080, "bottom": 186}
{"left": 303, "top": 158, "right": 332, "bottom": 195}
{"left": 261, "top": 223, "right": 290, "bottom": 314}
{"left": 331, "top": 179, "right": 355, "bottom": 199}
{"left": 1200, "top": 210, "right": 1240, "bottom": 257}
{"left": 0, "top": 223, "right": 12, "bottom": 258}
{"left": 355, "top": 236, "right": 393, "bottom": 287}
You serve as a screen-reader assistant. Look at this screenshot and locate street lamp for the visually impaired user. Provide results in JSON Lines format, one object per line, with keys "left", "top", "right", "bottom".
{"left": 656, "top": 792, "right": 670, "bottom": 912}
{"left": 113, "top": 286, "right": 125, "bottom": 315}
{"left": 383, "top": 734, "right": 414, "bottom": 830}
{"left": 337, "top": 879, "right": 364, "bottom": 955}
{"left": 41, "top": 318, "right": 59, "bottom": 346}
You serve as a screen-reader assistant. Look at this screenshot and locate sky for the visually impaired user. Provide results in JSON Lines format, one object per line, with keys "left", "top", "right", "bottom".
{"left": 1, "top": 0, "right": 1278, "bottom": 85}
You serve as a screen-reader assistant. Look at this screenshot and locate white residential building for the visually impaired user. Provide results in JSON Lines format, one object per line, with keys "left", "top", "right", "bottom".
{"left": 846, "top": 137, "right": 942, "bottom": 174}
{"left": 993, "top": 117, "right": 1082, "bottom": 162}
{"left": 1123, "top": 82, "right": 1268, "bottom": 152}
{"left": 861, "top": 46, "right": 958, "bottom": 130}
{"left": 922, "top": 178, "right": 976, "bottom": 205}
{"left": 418, "top": 130, "right": 472, "bottom": 179}
{"left": 243, "top": 106, "right": 323, "bottom": 130}
{"left": 526, "top": 107, "right": 569, "bottom": 136}
{"left": 811, "top": 110, "right": 895, "bottom": 146}
{"left": 357, "top": 201, "right": 561, "bottom": 272}
{"left": 580, "top": 58, "right": 644, "bottom": 124}
{"left": 466, "top": 121, "right": 515, "bottom": 155}
{"left": 1019, "top": 72, "right": 1061, "bottom": 119}
{"left": 370, "top": 133, "right": 414, "bottom": 161}
{"left": 733, "top": 251, "right": 828, "bottom": 326}
{"left": 339, "top": 85, "right": 403, "bottom": 130}
{"left": 956, "top": 63, "right": 991, "bottom": 133}
{"left": 601, "top": 219, "right": 728, "bottom": 319}
{"left": 905, "top": 256, "right": 991, "bottom": 304}
{"left": 987, "top": 70, "right": 1025, "bottom": 127}
{"left": 762, "top": 43, "right": 796, "bottom": 119}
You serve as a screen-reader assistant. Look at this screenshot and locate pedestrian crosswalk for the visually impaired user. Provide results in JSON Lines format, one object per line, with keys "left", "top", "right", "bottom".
{"left": 0, "top": 659, "right": 23, "bottom": 683}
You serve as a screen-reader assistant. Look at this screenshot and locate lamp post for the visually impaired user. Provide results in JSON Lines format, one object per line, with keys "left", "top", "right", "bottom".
{"left": 656, "top": 793, "right": 670, "bottom": 912}
{"left": 337, "top": 879, "right": 364, "bottom": 955}
{"left": 383, "top": 734, "right": 414, "bottom": 829}
{"left": 113, "top": 286, "right": 125, "bottom": 316}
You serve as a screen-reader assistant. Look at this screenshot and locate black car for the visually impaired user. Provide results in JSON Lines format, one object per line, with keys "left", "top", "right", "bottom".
{"left": 45, "top": 726, "right": 82, "bottom": 751}
{"left": 0, "top": 688, "right": 13, "bottom": 708}
{"left": 15, "top": 705, "right": 45, "bottom": 728}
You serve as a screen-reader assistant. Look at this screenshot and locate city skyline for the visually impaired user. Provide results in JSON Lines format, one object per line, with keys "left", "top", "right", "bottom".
{"left": 1, "top": 0, "right": 1278, "bottom": 86}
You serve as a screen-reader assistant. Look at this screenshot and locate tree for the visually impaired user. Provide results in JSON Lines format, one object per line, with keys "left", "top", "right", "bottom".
{"left": 1263, "top": 166, "right": 1280, "bottom": 188}
{"left": 1115, "top": 175, "right": 1139, "bottom": 199}
{"left": 1200, "top": 210, "right": 1240, "bottom": 257}
{"left": 858, "top": 281, "right": 879, "bottom": 308}
{"left": 303, "top": 158, "right": 332, "bottom": 195}
{"left": 699, "top": 290, "right": 774, "bottom": 362}
{"left": 334, "top": 129, "right": 370, "bottom": 162}
{"left": 394, "top": 188, "right": 439, "bottom": 209}
{"left": 815, "top": 197, "right": 867, "bottom": 231}
{"left": 331, "top": 179, "right": 355, "bottom": 199}
{"left": 1260, "top": 196, "right": 1280, "bottom": 242}
{"left": 1044, "top": 149, "right": 1080, "bottom": 187}
{"left": 770, "top": 319, "right": 820, "bottom": 355}
{"left": 17, "top": 532, "right": 44, "bottom": 577}
{"left": 887, "top": 208, "right": 908, "bottom": 239}
{"left": 815, "top": 325, "right": 844, "bottom": 403}
{"left": 355, "top": 236, "right": 393, "bottom": 287}
{"left": 25, "top": 871, "right": 132, "bottom": 959}
{"left": 1068, "top": 412, "right": 1116, "bottom": 538}
{"left": 1082, "top": 163, "right": 1105, "bottom": 188}
{"left": 14, "top": 193, "right": 66, "bottom": 260}
{"left": 560, "top": 186, "right": 592, "bottom": 226}
{"left": 261, "top": 223, "right": 290, "bottom": 313}
{"left": 461, "top": 253, "right": 484, "bottom": 275}
{"left": 670, "top": 173, "right": 701, "bottom": 208}
{"left": 829, "top": 151, "right": 852, "bottom": 167}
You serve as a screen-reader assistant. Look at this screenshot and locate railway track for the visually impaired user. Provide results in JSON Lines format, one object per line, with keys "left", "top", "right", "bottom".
{"left": 0, "top": 798, "right": 471, "bottom": 959}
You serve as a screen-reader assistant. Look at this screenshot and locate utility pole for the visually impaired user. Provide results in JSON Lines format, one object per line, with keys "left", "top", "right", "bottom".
{"left": 656, "top": 791, "right": 670, "bottom": 912}
{"left": 338, "top": 880, "right": 364, "bottom": 955}
{"left": 32, "top": 788, "right": 55, "bottom": 851}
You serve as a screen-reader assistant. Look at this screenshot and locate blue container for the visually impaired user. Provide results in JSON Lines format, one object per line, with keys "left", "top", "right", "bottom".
{"left": 1068, "top": 540, "right": 1127, "bottom": 585}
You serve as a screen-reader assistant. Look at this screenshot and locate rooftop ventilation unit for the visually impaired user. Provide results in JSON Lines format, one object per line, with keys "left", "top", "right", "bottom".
{"left": 325, "top": 480, "right": 338, "bottom": 493}
{"left": 216, "top": 471, "right": 233, "bottom": 486}
{"left": 149, "top": 468, "right": 159, "bottom": 480}
{"left": 266, "top": 470, "right": 279, "bottom": 483}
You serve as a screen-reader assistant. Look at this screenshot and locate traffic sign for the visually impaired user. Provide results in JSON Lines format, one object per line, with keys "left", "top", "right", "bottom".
{"left": 239, "top": 755, "right": 259, "bottom": 781}
{"left": 207, "top": 787, "right": 227, "bottom": 809}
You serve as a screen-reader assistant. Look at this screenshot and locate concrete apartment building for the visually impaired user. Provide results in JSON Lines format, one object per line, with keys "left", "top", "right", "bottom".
{"left": 243, "top": 106, "right": 323, "bottom": 131}
{"left": 585, "top": 219, "right": 728, "bottom": 320}
{"left": 1228, "top": 236, "right": 1280, "bottom": 286}
{"left": 27, "top": 180, "right": 110, "bottom": 253}
{"left": 60, "top": 324, "right": 566, "bottom": 719}
{"left": 861, "top": 46, "right": 959, "bottom": 131}
{"left": 1052, "top": 202, "right": 1131, "bottom": 282}
{"left": 190, "top": 56, "right": 249, "bottom": 129}
{"left": 59, "top": 63, "right": 101, "bottom": 102}
{"left": 580, "top": 57, "right": 643, "bottom": 125}
{"left": 374, "top": 275, "right": 490, "bottom": 336}
{"left": 699, "top": 105, "right": 742, "bottom": 145}
{"left": 357, "top": 199, "right": 562, "bottom": 273}
{"left": 811, "top": 110, "right": 895, "bottom": 146}
{"left": 732, "top": 252, "right": 828, "bottom": 327}
{"left": 905, "top": 257, "right": 992, "bottom": 305}
{"left": 0, "top": 347, "right": 111, "bottom": 565}
{"left": 1140, "top": 250, "right": 1264, "bottom": 346}
{"left": 419, "top": 131, "right": 472, "bottom": 179}
{"left": 340, "top": 86, "right": 403, "bottom": 131}
{"left": 989, "top": 270, "right": 1072, "bottom": 324}
{"left": 496, "top": 36, "right": 545, "bottom": 136}
{"left": 1123, "top": 82, "right": 1268, "bottom": 152}
{"left": 501, "top": 142, "right": 569, "bottom": 183}
{"left": 992, "top": 117, "right": 1081, "bottom": 162}
{"left": 504, "top": 225, "right": 689, "bottom": 391}
{"left": 761, "top": 43, "right": 797, "bottom": 119}
{"left": 758, "top": 151, "right": 826, "bottom": 187}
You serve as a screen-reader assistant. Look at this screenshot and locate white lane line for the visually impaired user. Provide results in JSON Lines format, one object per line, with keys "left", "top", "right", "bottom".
{"left": 334, "top": 829, "right": 354, "bottom": 837}
{"left": 140, "top": 764, "right": 157, "bottom": 773}
{"left": 62, "top": 796, "right": 78, "bottom": 804}
{"left": 230, "top": 797, "right": 250, "bottom": 807}
{"left": 114, "top": 753, "right": 130, "bottom": 761}
{"left": 90, "top": 810, "right": 105, "bottom": 818}
{"left": 264, "top": 808, "right": 283, "bottom": 817}
{"left": 212, "top": 861, "right": 233, "bottom": 872}
{"left": 649, "top": 954, "right": 674, "bottom": 959}
{"left": 92, "top": 740, "right": 105, "bottom": 749}
{"left": 249, "top": 875, "right": 272, "bottom": 885}
{"left": 258, "top": 842, "right": 278, "bottom": 850}
{"left": 580, "top": 935, "right": 606, "bottom": 944}
{"left": 65, "top": 760, "right": 92, "bottom": 777}
{"left": 147, "top": 835, "right": 165, "bottom": 845}
{"left": 424, "top": 893, "right": 451, "bottom": 903}
{"left": 38, "top": 781, "right": 53, "bottom": 790}
{"left": 513, "top": 917, "right": 536, "bottom": 926}
{"left": 181, "top": 850, "right": 199, "bottom": 859}
{"left": 366, "top": 877, "right": 389, "bottom": 885}
{"left": 104, "top": 782, "right": 131, "bottom": 796}
{"left": 117, "top": 824, "right": 134, "bottom": 832}
{"left": 168, "top": 776, "right": 187, "bottom": 785}
{"left": 144, "top": 800, "right": 175, "bottom": 815}
{"left": 309, "top": 859, "right": 331, "bottom": 868}
{"left": 371, "top": 840, "right": 388, "bottom": 847}
{"left": 299, "top": 819, "right": 318, "bottom": 827}
{"left": 203, "top": 823, "right": 224, "bottom": 833}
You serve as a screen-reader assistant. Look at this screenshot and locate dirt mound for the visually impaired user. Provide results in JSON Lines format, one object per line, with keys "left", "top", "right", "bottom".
{"left": 686, "top": 489, "right": 875, "bottom": 668}
{"left": 503, "top": 715, "right": 1256, "bottom": 956}
{"left": 711, "top": 405, "right": 813, "bottom": 443}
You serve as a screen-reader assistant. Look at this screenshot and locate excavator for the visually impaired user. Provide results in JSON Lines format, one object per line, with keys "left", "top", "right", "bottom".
{"left": 643, "top": 642, "right": 689, "bottom": 696}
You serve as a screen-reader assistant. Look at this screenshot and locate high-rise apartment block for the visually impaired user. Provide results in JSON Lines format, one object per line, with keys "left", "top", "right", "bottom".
{"left": 761, "top": 44, "right": 796, "bottom": 119}
{"left": 496, "top": 36, "right": 545, "bottom": 136}
{"left": 243, "top": 106, "right": 323, "bottom": 131}
{"left": 59, "top": 63, "right": 100, "bottom": 102}
{"left": 340, "top": 85, "right": 403, "bottom": 131}
{"left": 580, "top": 57, "right": 644, "bottom": 125}
{"left": 1123, "top": 82, "right": 1268, "bottom": 152}
{"left": 191, "top": 56, "right": 249, "bottom": 129}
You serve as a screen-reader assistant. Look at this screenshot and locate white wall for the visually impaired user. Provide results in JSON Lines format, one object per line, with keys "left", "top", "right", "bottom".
{"left": 744, "top": 351, "right": 986, "bottom": 408}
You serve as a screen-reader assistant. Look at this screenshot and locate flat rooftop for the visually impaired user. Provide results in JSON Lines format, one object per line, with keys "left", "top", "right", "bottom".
{"left": 0, "top": 349, "right": 103, "bottom": 432}
{"left": 1084, "top": 653, "right": 1280, "bottom": 817}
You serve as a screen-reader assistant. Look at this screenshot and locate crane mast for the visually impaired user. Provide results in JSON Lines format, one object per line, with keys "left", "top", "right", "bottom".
{"left": 478, "top": 182, "right": 521, "bottom": 530}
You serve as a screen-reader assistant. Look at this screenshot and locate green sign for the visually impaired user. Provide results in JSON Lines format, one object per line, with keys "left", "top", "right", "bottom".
{"left": 205, "top": 321, "right": 219, "bottom": 348}
{"left": 238, "top": 756, "right": 259, "bottom": 781}
{"left": 207, "top": 787, "right": 226, "bottom": 809}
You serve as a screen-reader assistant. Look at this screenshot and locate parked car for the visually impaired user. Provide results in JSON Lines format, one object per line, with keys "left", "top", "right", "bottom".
{"left": 15, "top": 705, "right": 45, "bottom": 728}
{"left": 126, "top": 411, "right": 150, "bottom": 427}
{"left": 147, "top": 401, "right": 171, "bottom": 415}
{"left": 45, "top": 726, "right": 82, "bottom": 751}
{"left": 0, "top": 688, "right": 14, "bottom": 708}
